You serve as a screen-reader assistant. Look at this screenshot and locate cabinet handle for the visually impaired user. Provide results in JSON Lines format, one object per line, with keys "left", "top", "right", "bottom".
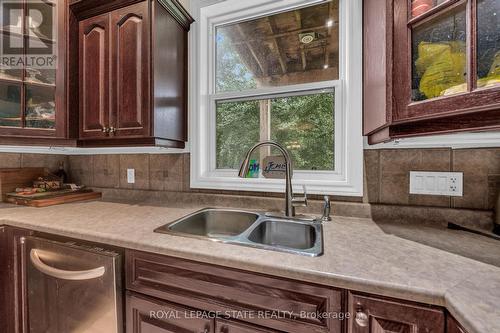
{"left": 102, "top": 127, "right": 110, "bottom": 133}
{"left": 109, "top": 127, "right": 116, "bottom": 134}
{"left": 355, "top": 303, "right": 369, "bottom": 327}
{"left": 30, "top": 249, "right": 105, "bottom": 280}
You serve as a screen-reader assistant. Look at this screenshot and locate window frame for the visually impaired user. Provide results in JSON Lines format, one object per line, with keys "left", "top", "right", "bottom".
{"left": 189, "top": 0, "right": 364, "bottom": 196}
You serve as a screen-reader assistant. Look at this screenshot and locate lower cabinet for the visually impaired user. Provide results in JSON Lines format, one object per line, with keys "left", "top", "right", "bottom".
{"left": 447, "top": 316, "right": 468, "bottom": 333}
{"left": 126, "top": 292, "right": 213, "bottom": 333}
{"left": 215, "top": 318, "right": 281, "bottom": 333}
{"left": 0, "top": 231, "right": 471, "bottom": 333}
{"left": 125, "top": 250, "right": 458, "bottom": 333}
{"left": 348, "top": 292, "right": 445, "bottom": 333}
{"left": 126, "top": 292, "right": 278, "bottom": 333}
{"left": 125, "top": 250, "right": 344, "bottom": 333}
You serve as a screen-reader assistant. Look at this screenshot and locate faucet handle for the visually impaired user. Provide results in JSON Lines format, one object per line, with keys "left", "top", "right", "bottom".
{"left": 292, "top": 185, "right": 308, "bottom": 207}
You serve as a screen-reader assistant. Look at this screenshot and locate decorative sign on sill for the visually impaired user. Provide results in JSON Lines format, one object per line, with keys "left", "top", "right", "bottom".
{"left": 246, "top": 159, "right": 260, "bottom": 178}
{"left": 262, "top": 155, "right": 289, "bottom": 179}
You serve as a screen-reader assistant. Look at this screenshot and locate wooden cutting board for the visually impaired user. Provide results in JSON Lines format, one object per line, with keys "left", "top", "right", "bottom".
{"left": 6, "top": 191, "right": 102, "bottom": 207}
{"left": 0, "top": 168, "right": 45, "bottom": 202}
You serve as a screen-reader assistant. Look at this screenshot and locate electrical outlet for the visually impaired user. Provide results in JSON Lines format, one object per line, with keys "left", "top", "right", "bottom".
{"left": 410, "top": 171, "right": 463, "bottom": 196}
{"left": 127, "top": 169, "right": 135, "bottom": 184}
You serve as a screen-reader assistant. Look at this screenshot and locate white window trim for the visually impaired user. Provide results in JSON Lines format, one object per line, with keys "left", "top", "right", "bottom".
{"left": 189, "top": 0, "right": 364, "bottom": 196}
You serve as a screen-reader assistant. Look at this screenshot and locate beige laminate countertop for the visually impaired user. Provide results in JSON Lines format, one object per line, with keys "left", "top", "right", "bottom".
{"left": 0, "top": 200, "right": 499, "bottom": 333}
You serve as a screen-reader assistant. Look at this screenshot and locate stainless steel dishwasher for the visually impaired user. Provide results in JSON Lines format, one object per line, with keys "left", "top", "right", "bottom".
{"left": 21, "top": 236, "right": 123, "bottom": 333}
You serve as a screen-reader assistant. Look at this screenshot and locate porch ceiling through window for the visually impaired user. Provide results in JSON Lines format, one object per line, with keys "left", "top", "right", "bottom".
{"left": 218, "top": 0, "right": 340, "bottom": 87}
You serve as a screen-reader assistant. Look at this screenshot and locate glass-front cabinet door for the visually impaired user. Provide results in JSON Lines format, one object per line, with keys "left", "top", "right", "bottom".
{"left": 393, "top": 0, "right": 500, "bottom": 120}
{"left": 0, "top": 0, "right": 62, "bottom": 135}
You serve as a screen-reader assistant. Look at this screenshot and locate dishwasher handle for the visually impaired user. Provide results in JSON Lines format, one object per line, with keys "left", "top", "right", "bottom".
{"left": 30, "top": 249, "right": 106, "bottom": 281}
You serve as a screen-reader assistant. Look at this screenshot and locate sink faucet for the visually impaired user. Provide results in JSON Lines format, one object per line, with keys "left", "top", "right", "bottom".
{"left": 238, "top": 140, "right": 307, "bottom": 217}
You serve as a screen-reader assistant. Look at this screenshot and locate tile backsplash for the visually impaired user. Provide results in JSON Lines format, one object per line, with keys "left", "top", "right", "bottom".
{"left": 0, "top": 153, "right": 67, "bottom": 172}
{"left": 365, "top": 148, "right": 500, "bottom": 210}
{"left": 0, "top": 148, "right": 498, "bottom": 210}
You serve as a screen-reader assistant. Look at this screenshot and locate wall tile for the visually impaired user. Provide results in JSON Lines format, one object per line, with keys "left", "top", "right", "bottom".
{"left": 0, "top": 153, "right": 22, "bottom": 168}
{"left": 379, "top": 149, "right": 451, "bottom": 207}
{"left": 119, "top": 154, "right": 149, "bottom": 190}
{"left": 68, "top": 155, "right": 93, "bottom": 186}
{"left": 452, "top": 148, "right": 500, "bottom": 210}
{"left": 380, "top": 174, "right": 410, "bottom": 205}
{"left": 379, "top": 150, "right": 415, "bottom": 205}
{"left": 149, "top": 154, "right": 184, "bottom": 191}
{"left": 183, "top": 153, "right": 191, "bottom": 192}
{"left": 364, "top": 150, "right": 380, "bottom": 203}
{"left": 21, "top": 154, "right": 68, "bottom": 173}
{"left": 488, "top": 175, "right": 500, "bottom": 209}
{"left": 93, "top": 155, "right": 120, "bottom": 188}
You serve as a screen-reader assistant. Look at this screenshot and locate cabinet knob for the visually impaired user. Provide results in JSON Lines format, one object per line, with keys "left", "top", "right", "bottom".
{"left": 109, "top": 127, "right": 116, "bottom": 134}
{"left": 355, "top": 303, "right": 369, "bottom": 327}
{"left": 102, "top": 127, "right": 110, "bottom": 133}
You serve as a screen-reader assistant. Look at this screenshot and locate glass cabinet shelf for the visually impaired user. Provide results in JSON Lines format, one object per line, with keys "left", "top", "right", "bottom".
{"left": 0, "top": 0, "right": 58, "bottom": 130}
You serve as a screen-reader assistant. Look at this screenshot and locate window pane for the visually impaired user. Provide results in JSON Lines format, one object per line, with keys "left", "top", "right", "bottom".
{"left": 216, "top": 1, "right": 339, "bottom": 93}
{"left": 477, "top": 0, "right": 500, "bottom": 89}
{"left": 0, "top": 81, "right": 21, "bottom": 127}
{"left": 216, "top": 99, "right": 260, "bottom": 169}
{"left": 411, "top": 0, "right": 450, "bottom": 18}
{"left": 412, "top": 5, "right": 467, "bottom": 101}
{"left": 216, "top": 91, "right": 335, "bottom": 171}
{"left": 25, "top": 84, "right": 55, "bottom": 129}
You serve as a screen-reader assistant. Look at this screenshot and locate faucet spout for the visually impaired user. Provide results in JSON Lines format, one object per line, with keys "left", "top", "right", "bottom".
{"left": 238, "top": 140, "right": 297, "bottom": 217}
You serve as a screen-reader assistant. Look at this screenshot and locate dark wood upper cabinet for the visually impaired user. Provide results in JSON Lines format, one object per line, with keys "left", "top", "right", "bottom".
{"left": 0, "top": 0, "right": 191, "bottom": 147}
{"left": 0, "top": 0, "right": 77, "bottom": 145}
{"left": 364, "top": 0, "right": 500, "bottom": 144}
{"left": 111, "top": 2, "right": 150, "bottom": 138}
{"left": 79, "top": 13, "right": 110, "bottom": 139}
{"left": 348, "top": 292, "right": 445, "bottom": 333}
{"left": 74, "top": 0, "right": 192, "bottom": 148}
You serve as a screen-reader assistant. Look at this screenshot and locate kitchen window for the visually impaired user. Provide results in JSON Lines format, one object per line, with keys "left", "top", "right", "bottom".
{"left": 190, "top": 0, "right": 363, "bottom": 196}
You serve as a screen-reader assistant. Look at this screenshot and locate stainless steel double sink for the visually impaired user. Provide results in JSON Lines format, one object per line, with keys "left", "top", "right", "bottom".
{"left": 154, "top": 208, "right": 323, "bottom": 257}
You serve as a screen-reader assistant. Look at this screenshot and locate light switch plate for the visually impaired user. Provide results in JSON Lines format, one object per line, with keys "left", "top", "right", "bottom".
{"left": 409, "top": 171, "right": 463, "bottom": 197}
{"left": 127, "top": 169, "right": 135, "bottom": 184}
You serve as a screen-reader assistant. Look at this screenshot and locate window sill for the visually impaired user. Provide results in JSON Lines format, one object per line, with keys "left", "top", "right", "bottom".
{"left": 190, "top": 172, "right": 364, "bottom": 196}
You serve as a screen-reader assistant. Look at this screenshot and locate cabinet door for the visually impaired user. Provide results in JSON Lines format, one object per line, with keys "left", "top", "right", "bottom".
{"left": 348, "top": 293, "right": 445, "bottom": 333}
{"left": 126, "top": 292, "right": 214, "bottom": 333}
{"left": 110, "top": 1, "right": 150, "bottom": 137}
{"left": 79, "top": 13, "right": 110, "bottom": 139}
{"left": 447, "top": 315, "right": 468, "bottom": 333}
{"left": 215, "top": 319, "right": 280, "bottom": 333}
